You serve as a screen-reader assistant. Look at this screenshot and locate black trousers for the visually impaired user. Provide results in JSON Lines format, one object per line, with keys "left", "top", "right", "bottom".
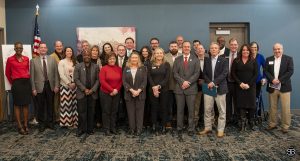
{"left": 149, "top": 90, "right": 168, "bottom": 126}
{"left": 167, "top": 90, "right": 176, "bottom": 122}
{"left": 226, "top": 82, "right": 238, "bottom": 121}
{"left": 94, "top": 97, "right": 102, "bottom": 124}
{"left": 255, "top": 82, "right": 262, "bottom": 116}
{"left": 117, "top": 87, "right": 128, "bottom": 125}
{"left": 77, "top": 95, "right": 96, "bottom": 133}
{"left": 100, "top": 91, "right": 120, "bottom": 131}
{"left": 36, "top": 81, "right": 54, "bottom": 127}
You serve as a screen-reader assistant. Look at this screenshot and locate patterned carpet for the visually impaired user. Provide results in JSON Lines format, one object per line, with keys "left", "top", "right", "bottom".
{"left": 0, "top": 114, "right": 299, "bottom": 161}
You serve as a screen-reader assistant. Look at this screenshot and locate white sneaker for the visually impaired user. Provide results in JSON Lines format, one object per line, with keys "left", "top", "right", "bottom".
{"left": 29, "top": 118, "right": 39, "bottom": 125}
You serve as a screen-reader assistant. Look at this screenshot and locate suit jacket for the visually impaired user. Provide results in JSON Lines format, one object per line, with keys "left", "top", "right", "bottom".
{"left": 116, "top": 56, "right": 128, "bottom": 69}
{"left": 74, "top": 62, "right": 99, "bottom": 99}
{"left": 264, "top": 54, "right": 294, "bottom": 93}
{"left": 30, "top": 55, "right": 59, "bottom": 93}
{"left": 173, "top": 54, "right": 200, "bottom": 95}
{"left": 165, "top": 52, "right": 182, "bottom": 91}
{"left": 122, "top": 66, "right": 147, "bottom": 101}
{"left": 203, "top": 56, "right": 228, "bottom": 95}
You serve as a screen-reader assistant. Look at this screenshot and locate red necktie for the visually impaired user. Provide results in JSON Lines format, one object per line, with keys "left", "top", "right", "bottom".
{"left": 184, "top": 56, "right": 188, "bottom": 70}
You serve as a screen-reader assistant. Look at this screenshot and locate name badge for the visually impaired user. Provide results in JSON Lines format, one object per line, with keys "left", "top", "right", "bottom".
{"left": 126, "top": 69, "right": 131, "bottom": 73}
{"left": 152, "top": 66, "right": 157, "bottom": 69}
{"left": 269, "top": 61, "right": 274, "bottom": 65}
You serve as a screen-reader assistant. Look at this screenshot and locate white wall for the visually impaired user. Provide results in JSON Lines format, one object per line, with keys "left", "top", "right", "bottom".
{"left": 0, "top": 0, "right": 6, "bottom": 43}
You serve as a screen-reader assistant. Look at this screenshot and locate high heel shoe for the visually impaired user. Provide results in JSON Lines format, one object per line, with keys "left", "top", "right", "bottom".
{"left": 24, "top": 126, "right": 29, "bottom": 135}
{"left": 18, "top": 127, "right": 26, "bottom": 135}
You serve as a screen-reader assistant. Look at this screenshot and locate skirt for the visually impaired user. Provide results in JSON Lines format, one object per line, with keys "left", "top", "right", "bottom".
{"left": 11, "top": 78, "right": 31, "bottom": 106}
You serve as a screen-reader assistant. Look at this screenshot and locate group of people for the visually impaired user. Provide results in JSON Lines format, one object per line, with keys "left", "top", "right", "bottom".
{"left": 5, "top": 35, "right": 294, "bottom": 140}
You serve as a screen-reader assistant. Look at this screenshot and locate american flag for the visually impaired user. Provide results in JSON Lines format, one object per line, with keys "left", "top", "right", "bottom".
{"left": 33, "top": 8, "right": 41, "bottom": 57}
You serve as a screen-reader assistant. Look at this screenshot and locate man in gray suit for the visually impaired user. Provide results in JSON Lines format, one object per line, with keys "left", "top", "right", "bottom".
{"left": 74, "top": 50, "right": 99, "bottom": 137}
{"left": 30, "top": 43, "right": 59, "bottom": 132}
{"left": 165, "top": 41, "right": 182, "bottom": 128}
{"left": 173, "top": 41, "right": 200, "bottom": 138}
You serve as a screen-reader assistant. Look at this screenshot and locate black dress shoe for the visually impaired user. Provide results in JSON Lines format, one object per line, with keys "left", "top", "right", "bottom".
{"left": 127, "top": 129, "right": 135, "bottom": 135}
{"left": 136, "top": 129, "right": 142, "bottom": 136}
{"left": 47, "top": 124, "right": 56, "bottom": 130}
{"left": 87, "top": 131, "right": 94, "bottom": 135}
{"left": 39, "top": 126, "right": 46, "bottom": 132}
{"left": 177, "top": 130, "right": 183, "bottom": 142}
{"left": 105, "top": 130, "right": 111, "bottom": 136}
{"left": 161, "top": 127, "right": 166, "bottom": 134}
{"left": 111, "top": 129, "right": 118, "bottom": 135}
{"left": 188, "top": 131, "right": 194, "bottom": 136}
{"left": 76, "top": 131, "right": 84, "bottom": 137}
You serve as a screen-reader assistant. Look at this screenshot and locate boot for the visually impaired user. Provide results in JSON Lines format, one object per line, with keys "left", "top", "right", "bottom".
{"left": 240, "top": 118, "right": 246, "bottom": 132}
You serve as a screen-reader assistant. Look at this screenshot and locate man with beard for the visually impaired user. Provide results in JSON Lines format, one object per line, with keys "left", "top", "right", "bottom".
{"left": 165, "top": 41, "right": 182, "bottom": 129}
{"left": 50, "top": 40, "right": 65, "bottom": 124}
{"left": 150, "top": 37, "right": 160, "bottom": 52}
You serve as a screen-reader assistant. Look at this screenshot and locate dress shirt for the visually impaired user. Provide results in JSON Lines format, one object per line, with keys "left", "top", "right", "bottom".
{"left": 274, "top": 55, "right": 282, "bottom": 79}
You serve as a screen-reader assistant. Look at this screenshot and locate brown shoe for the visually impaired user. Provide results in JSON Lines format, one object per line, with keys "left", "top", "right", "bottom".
{"left": 281, "top": 128, "right": 288, "bottom": 133}
{"left": 198, "top": 129, "right": 212, "bottom": 135}
{"left": 165, "top": 122, "right": 172, "bottom": 129}
{"left": 217, "top": 131, "right": 224, "bottom": 138}
{"left": 266, "top": 126, "right": 277, "bottom": 131}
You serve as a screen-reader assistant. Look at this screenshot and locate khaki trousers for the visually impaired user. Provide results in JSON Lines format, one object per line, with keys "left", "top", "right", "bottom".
{"left": 268, "top": 90, "right": 291, "bottom": 129}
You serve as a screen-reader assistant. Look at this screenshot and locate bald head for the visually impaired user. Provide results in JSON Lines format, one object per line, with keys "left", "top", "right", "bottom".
{"left": 273, "top": 43, "right": 284, "bottom": 58}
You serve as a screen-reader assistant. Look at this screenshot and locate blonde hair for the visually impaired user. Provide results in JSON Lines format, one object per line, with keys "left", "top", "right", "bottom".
{"left": 151, "top": 47, "right": 166, "bottom": 65}
{"left": 126, "top": 51, "right": 143, "bottom": 68}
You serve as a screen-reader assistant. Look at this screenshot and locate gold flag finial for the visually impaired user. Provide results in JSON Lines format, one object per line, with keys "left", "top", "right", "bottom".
{"left": 36, "top": 4, "right": 39, "bottom": 16}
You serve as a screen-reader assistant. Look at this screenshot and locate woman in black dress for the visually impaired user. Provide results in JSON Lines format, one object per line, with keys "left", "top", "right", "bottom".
{"left": 231, "top": 44, "right": 258, "bottom": 131}
{"left": 148, "top": 47, "right": 170, "bottom": 134}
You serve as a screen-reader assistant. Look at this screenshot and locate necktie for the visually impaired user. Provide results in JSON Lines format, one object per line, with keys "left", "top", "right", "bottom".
{"left": 184, "top": 56, "right": 188, "bottom": 70}
{"left": 119, "top": 57, "right": 123, "bottom": 67}
{"left": 43, "top": 57, "right": 48, "bottom": 81}
{"left": 230, "top": 53, "right": 235, "bottom": 66}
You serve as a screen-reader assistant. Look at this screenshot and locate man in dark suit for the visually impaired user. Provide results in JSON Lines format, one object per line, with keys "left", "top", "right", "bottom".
{"left": 74, "top": 50, "right": 99, "bottom": 137}
{"left": 116, "top": 44, "right": 129, "bottom": 126}
{"left": 217, "top": 36, "right": 230, "bottom": 57}
{"left": 199, "top": 42, "right": 228, "bottom": 138}
{"left": 30, "top": 43, "right": 60, "bottom": 132}
{"left": 264, "top": 43, "right": 294, "bottom": 133}
{"left": 173, "top": 41, "right": 200, "bottom": 138}
{"left": 194, "top": 44, "right": 208, "bottom": 130}
{"left": 226, "top": 38, "right": 239, "bottom": 124}
{"left": 125, "top": 37, "right": 138, "bottom": 57}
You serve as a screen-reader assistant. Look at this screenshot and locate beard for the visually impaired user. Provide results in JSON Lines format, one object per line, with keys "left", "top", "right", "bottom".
{"left": 170, "top": 49, "right": 178, "bottom": 55}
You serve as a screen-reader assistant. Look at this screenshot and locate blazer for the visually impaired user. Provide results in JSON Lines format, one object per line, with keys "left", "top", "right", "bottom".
{"left": 122, "top": 66, "right": 147, "bottom": 101}
{"left": 264, "top": 54, "right": 294, "bottom": 93}
{"left": 173, "top": 54, "right": 200, "bottom": 95}
{"left": 203, "top": 56, "right": 228, "bottom": 95}
{"left": 58, "top": 59, "right": 74, "bottom": 87}
{"left": 74, "top": 62, "right": 99, "bottom": 99}
{"left": 30, "top": 55, "right": 59, "bottom": 93}
{"left": 165, "top": 52, "right": 182, "bottom": 91}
